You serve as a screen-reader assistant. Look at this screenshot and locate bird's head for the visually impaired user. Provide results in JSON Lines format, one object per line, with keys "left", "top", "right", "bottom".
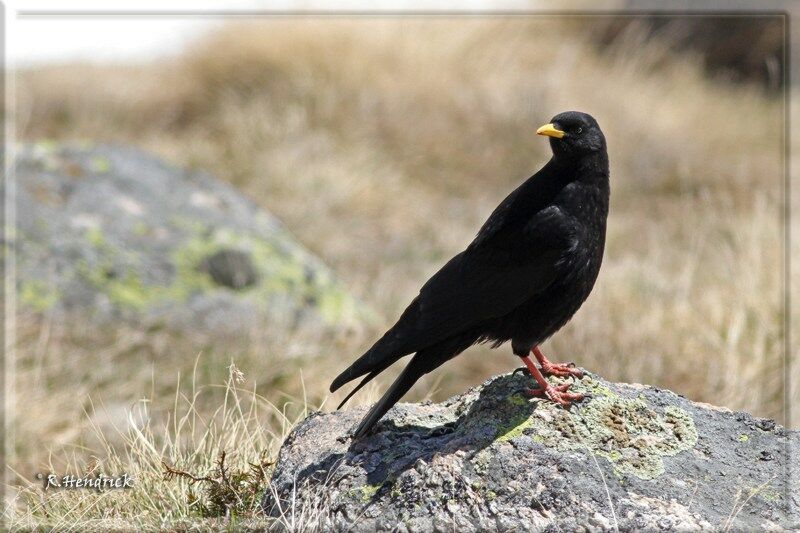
{"left": 537, "top": 111, "right": 605, "bottom": 159}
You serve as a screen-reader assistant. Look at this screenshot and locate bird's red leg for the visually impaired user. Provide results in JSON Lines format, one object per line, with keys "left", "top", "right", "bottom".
{"left": 532, "top": 346, "right": 583, "bottom": 378}
{"left": 520, "top": 355, "right": 584, "bottom": 407}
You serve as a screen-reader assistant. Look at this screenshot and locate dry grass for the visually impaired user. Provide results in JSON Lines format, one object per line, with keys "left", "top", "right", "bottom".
{"left": 9, "top": 18, "right": 791, "bottom": 528}
{"left": 6, "top": 362, "right": 338, "bottom": 531}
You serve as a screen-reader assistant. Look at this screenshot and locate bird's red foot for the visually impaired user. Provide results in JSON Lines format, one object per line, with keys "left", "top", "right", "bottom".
{"left": 533, "top": 346, "right": 584, "bottom": 378}
{"left": 540, "top": 360, "right": 584, "bottom": 378}
{"left": 523, "top": 383, "right": 584, "bottom": 407}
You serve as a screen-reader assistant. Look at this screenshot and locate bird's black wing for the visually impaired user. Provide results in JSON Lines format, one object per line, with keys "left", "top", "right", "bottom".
{"left": 408, "top": 204, "right": 578, "bottom": 349}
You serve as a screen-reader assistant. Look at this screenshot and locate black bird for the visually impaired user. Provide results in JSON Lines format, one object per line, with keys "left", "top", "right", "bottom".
{"left": 331, "top": 111, "right": 610, "bottom": 438}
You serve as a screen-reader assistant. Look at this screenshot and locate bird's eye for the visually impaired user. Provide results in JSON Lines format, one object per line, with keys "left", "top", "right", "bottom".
{"left": 574, "top": 127, "right": 583, "bottom": 134}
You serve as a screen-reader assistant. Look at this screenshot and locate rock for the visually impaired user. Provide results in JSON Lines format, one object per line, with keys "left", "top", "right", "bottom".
{"left": 14, "top": 142, "right": 366, "bottom": 333}
{"left": 263, "top": 371, "right": 798, "bottom": 531}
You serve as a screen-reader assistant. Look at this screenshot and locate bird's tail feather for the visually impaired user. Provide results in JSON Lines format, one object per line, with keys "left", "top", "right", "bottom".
{"left": 330, "top": 298, "right": 422, "bottom": 394}
{"left": 351, "top": 352, "right": 431, "bottom": 439}
{"left": 336, "top": 364, "right": 385, "bottom": 410}
{"left": 329, "top": 339, "right": 395, "bottom": 394}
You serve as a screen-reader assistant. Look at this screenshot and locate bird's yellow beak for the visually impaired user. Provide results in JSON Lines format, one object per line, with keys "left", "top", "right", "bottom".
{"left": 536, "top": 123, "right": 565, "bottom": 139}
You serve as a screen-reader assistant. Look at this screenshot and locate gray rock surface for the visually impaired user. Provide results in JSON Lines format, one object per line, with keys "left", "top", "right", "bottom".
{"left": 14, "top": 142, "right": 365, "bottom": 333}
{"left": 264, "top": 371, "right": 798, "bottom": 531}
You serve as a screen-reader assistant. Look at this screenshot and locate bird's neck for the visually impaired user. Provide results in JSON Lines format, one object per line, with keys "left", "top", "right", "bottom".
{"left": 551, "top": 150, "right": 609, "bottom": 186}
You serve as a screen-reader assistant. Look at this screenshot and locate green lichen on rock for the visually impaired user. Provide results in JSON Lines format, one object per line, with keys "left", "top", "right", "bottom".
{"left": 350, "top": 484, "right": 381, "bottom": 502}
{"left": 104, "top": 271, "right": 153, "bottom": 311}
{"left": 662, "top": 406, "right": 699, "bottom": 448}
{"left": 573, "top": 374, "right": 616, "bottom": 398}
{"left": 85, "top": 227, "right": 109, "bottom": 250}
{"left": 19, "top": 280, "right": 59, "bottom": 312}
{"left": 75, "top": 216, "right": 362, "bottom": 325}
{"left": 471, "top": 449, "right": 491, "bottom": 475}
{"left": 132, "top": 221, "right": 150, "bottom": 237}
{"left": 75, "top": 257, "right": 154, "bottom": 312}
{"left": 26, "top": 140, "right": 61, "bottom": 172}
{"left": 506, "top": 393, "right": 528, "bottom": 406}
{"left": 31, "top": 139, "right": 58, "bottom": 154}
{"left": 90, "top": 155, "right": 111, "bottom": 173}
{"left": 577, "top": 397, "right": 697, "bottom": 479}
{"left": 495, "top": 414, "right": 535, "bottom": 442}
{"left": 389, "top": 483, "right": 403, "bottom": 499}
{"left": 74, "top": 226, "right": 160, "bottom": 311}
{"left": 491, "top": 375, "right": 698, "bottom": 480}
{"left": 171, "top": 227, "right": 361, "bottom": 325}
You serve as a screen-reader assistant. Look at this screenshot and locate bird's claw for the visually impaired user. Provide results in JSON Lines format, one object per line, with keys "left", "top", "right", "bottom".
{"left": 513, "top": 366, "right": 531, "bottom": 377}
{"left": 540, "top": 361, "right": 584, "bottom": 378}
{"left": 523, "top": 383, "right": 584, "bottom": 407}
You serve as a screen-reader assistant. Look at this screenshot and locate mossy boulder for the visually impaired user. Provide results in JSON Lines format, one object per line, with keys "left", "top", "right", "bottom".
{"left": 14, "top": 142, "right": 367, "bottom": 333}
{"left": 264, "top": 371, "right": 797, "bottom": 531}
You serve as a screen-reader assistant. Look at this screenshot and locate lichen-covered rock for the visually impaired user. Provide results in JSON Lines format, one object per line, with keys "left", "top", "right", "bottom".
{"left": 14, "top": 142, "right": 367, "bottom": 333}
{"left": 264, "top": 371, "right": 798, "bottom": 531}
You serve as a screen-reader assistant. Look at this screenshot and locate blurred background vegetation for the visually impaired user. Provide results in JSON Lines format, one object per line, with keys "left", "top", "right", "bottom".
{"left": 9, "top": 13, "right": 793, "bottom": 527}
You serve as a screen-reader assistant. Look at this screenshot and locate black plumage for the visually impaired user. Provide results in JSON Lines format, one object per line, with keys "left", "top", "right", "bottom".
{"left": 331, "top": 111, "right": 610, "bottom": 438}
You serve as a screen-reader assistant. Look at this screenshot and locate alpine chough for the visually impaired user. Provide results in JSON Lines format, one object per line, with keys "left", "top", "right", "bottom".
{"left": 331, "top": 111, "right": 610, "bottom": 438}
